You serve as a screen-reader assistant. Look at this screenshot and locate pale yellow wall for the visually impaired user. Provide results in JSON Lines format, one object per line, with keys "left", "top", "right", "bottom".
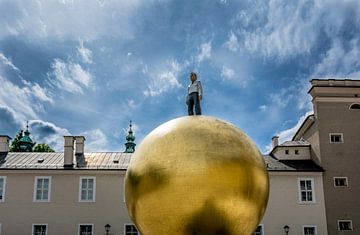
{"left": 273, "top": 146, "right": 311, "bottom": 160}
{"left": 0, "top": 170, "right": 133, "bottom": 235}
{"left": 261, "top": 172, "right": 328, "bottom": 235}
{"left": 0, "top": 170, "right": 328, "bottom": 235}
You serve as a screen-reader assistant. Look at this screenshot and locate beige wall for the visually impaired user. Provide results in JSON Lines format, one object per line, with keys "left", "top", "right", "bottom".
{"left": 0, "top": 170, "right": 132, "bottom": 235}
{"left": 272, "top": 146, "right": 310, "bottom": 160}
{"left": 261, "top": 172, "right": 328, "bottom": 235}
{"left": 301, "top": 122, "right": 321, "bottom": 165}
{"left": 0, "top": 169, "right": 329, "bottom": 235}
{"left": 314, "top": 99, "right": 360, "bottom": 234}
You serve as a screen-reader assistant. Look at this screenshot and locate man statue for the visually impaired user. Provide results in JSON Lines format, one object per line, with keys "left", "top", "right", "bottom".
{"left": 187, "top": 72, "right": 203, "bottom": 115}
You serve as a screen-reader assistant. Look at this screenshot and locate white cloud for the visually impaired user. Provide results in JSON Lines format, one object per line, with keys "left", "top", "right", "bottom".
{"left": 264, "top": 110, "right": 313, "bottom": 153}
{"left": 144, "top": 60, "right": 182, "bottom": 97}
{"left": 224, "top": 31, "right": 240, "bottom": 52}
{"left": 0, "top": 0, "right": 145, "bottom": 41}
{"left": 0, "top": 75, "right": 52, "bottom": 123}
{"left": 259, "top": 105, "right": 268, "bottom": 112}
{"left": 0, "top": 56, "right": 53, "bottom": 136}
{"left": 221, "top": 65, "right": 235, "bottom": 80}
{"left": 197, "top": 41, "right": 212, "bottom": 62}
{"left": 277, "top": 110, "right": 314, "bottom": 143}
{"left": 80, "top": 129, "right": 108, "bottom": 152}
{"left": 29, "top": 119, "right": 71, "bottom": 151}
{"left": 312, "top": 39, "right": 360, "bottom": 78}
{"left": 233, "top": 0, "right": 360, "bottom": 60}
{"left": 0, "top": 53, "right": 20, "bottom": 71}
{"left": 31, "top": 83, "right": 53, "bottom": 103}
{"left": 48, "top": 58, "right": 93, "bottom": 94}
{"left": 77, "top": 40, "right": 93, "bottom": 64}
{"left": 127, "top": 99, "right": 136, "bottom": 109}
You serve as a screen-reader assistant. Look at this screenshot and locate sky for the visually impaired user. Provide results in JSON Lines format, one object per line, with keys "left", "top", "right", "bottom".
{"left": 0, "top": 0, "right": 360, "bottom": 153}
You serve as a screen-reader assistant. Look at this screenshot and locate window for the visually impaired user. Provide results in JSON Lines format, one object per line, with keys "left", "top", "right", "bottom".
{"left": 298, "top": 178, "right": 315, "bottom": 203}
{"left": 253, "top": 225, "right": 264, "bottom": 235}
{"left": 303, "top": 226, "right": 316, "bottom": 235}
{"left": 124, "top": 224, "right": 139, "bottom": 235}
{"left": 0, "top": 177, "right": 6, "bottom": 202}
{"left": 78, "top": 224, "right": 93, "bottom": 235}
{"left": 34, "top": 177, "right": 51, "bottom": 202}
{"left": 79, "top": 177, "right": 96, "bottom": 202}
{"left": 349, "top": 103, "right": 360, "bottom": 109}
{"left": 338, "top": 220, "right": 353, "bottom": 231}
{"left": 285, "top": 149, "right": 289, "bottom": 155}
{"left": 32, "top": 224, "right": 48, "bottom": 235}
{"left": 334, "top": 177, "right": 348, "bottom": 187}
{"left": 329, "top": 133, "right": 343, "bottom": 143}
{"left": 295, "top": 149, "right": 299, "bottom": 155}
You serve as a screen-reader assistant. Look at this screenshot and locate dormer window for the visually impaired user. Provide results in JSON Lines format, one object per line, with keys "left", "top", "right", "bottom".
{"left": 285, "top": 149, "right": 289, "bottom": 155}
{"left": 349, "top": 103, "right": 360, "bottom": 109}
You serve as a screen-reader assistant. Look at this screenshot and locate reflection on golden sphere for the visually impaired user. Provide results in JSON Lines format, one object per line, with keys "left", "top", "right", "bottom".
{"left": 125, "top": 116, "right": 269, "bottom": 235}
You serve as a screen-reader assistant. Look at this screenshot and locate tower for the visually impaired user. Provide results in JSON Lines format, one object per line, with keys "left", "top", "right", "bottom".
{"left": 124, "top": 121, "right": 136, "bottom": 153}
{"left": 293, "top": 79, "right": 360, "bottom": 234}
{"left": 19, "top": 122, "right": 35, "bottom": 152}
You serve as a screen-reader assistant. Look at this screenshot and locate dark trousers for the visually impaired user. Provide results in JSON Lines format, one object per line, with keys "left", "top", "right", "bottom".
{"left": 187, "top": 92, "right": 201, "bottom": 115}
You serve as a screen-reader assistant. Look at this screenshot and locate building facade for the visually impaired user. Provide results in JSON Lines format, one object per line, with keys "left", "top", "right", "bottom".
{"left": 293, "top": 79, "right": 360, "bottom": 234}
{"left": 0, "top": 79, "right": 358, "bottom": 235}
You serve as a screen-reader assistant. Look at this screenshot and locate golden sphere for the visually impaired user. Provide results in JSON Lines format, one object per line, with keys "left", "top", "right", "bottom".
{"left": 125, "top": 116, "right": 269, "bottom": 235}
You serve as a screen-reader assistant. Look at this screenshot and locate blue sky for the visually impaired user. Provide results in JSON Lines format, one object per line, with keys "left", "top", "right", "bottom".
{"left": 0, "top": 0, "right": 360, "bottom": 153}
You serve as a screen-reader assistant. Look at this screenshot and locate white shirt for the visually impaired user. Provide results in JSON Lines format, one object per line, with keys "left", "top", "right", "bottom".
{"left": 188, "top": 80, "right": 203, "bottom": 96}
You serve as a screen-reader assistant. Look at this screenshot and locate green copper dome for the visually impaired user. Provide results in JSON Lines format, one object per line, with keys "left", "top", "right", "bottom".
{"left": 19, "top": 123, "right": 35, "bottom": 152}
{"left": 125, "top": 121, "right": 136, "bottom": 153}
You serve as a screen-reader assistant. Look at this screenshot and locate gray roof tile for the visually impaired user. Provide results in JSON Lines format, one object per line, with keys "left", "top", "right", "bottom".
{"left": 0, "top": 152, "right": 323, "bottom": 172}
{"left": 0, "top": 152, "right": 131, "bottom": 170}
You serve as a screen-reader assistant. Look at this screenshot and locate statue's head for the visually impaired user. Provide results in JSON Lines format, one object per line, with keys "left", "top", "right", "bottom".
{"left": 190, "top": 72, "right": 197, "bottom": 82}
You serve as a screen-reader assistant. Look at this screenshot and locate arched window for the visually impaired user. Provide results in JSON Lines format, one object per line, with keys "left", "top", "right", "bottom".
{"left": 349, "top": 103, "right": 360, "bottom": 109}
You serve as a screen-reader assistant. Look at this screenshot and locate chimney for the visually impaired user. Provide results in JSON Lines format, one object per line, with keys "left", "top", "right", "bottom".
{"left": 75, "top": 136, "right": 86, "bottom": 155}
{"left": 64, "top": 136, "right": 75, "bottom": 168}
{"left": 272, "top": 136, "right": 279, "bottom": 148}
{"left": 0, "top": 135, "right": 12, "bottom": 153}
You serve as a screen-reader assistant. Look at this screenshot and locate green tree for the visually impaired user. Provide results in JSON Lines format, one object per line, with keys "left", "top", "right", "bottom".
{"left": 9, "top": 130, "right": 23, "bottom": 152}
{"left": 34, "top": 143, "right": 55, "bottom": 152}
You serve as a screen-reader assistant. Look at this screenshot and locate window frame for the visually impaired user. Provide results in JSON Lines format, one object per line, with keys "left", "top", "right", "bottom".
{"left": 302, "top": 225, "right": 317, "bottom": 235}
{"left": 124, "top": 223, "right": 139, "bottom": 235}
{"left": 33, "top": 176, "right": 51, "bottom": 202}
{"left": 298, "top": 178, "right": 316, "bottom": 204}
{"left": 79, "top": 177, "right": 96, "bottom": 202}
{"left": 78, "top": 224, "right": 94, "bottom": 235}
{"left": 253, "top": 224, "right": 264, "bottom": 235}
{"left": 0, "top": 176, "right": 6, "bottom": 202}
{"left": 329, "top": 133, "right": 344, "bottom": 143}
{"left": 349, "top": 103, "right": 360, "bottom": 110}
{"left": 32, "top": 223, "right": 48, "bottom": 235}
{"left": 338, "top": 220, "right": 353, "bottom": 231}
{"left": 334, "top": 177, "right": 348, "bottom": 187}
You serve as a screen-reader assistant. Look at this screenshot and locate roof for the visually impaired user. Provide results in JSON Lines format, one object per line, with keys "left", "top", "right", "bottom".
{"left": 278, "top": 160, "right": 324, "bottom": 172}
{"left": 292, "top": 114, "right": 315, "bottom": 141}
{"left": 0, "top": 152, "right": 131, "bottom": 170}
{"left": 310, "top": 79, "right": 360, "bottom": 89}
{"left": 264, "top": 156, "right": 324, "bottom": 172}
{"left": 269, "top": 140, "right": 311, "bottom": 155}
{"left": 278, "top": 140, "right": 310, "bottom": 147}
{"left": 0, "top": 135, "right": 12, "bottom": 139}
{"left": 0, "top": 152, "right": 323, "bottom": 172}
